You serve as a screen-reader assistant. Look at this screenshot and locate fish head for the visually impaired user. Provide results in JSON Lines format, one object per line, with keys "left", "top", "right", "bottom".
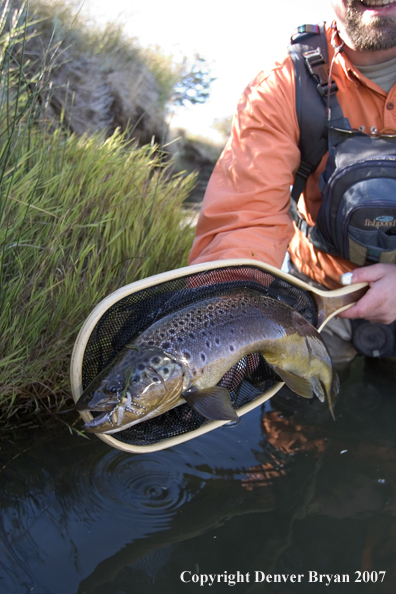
{"left": 76, "top": 346, "right": 185, "bottom": 434}
{"left": 75, "top": 346, "right": 140, "bottom": 413}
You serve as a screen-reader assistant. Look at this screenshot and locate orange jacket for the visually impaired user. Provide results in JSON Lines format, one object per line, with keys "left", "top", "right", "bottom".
{"left": 189, "top": 23, "right": 396, "bottom": 289}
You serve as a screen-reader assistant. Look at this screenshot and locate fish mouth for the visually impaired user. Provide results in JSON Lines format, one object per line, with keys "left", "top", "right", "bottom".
{"left": 82, "top": 390, "right": 149, "bottom": 433}
{"left": 75, "top": 393, "right": 120, "bottom": 412}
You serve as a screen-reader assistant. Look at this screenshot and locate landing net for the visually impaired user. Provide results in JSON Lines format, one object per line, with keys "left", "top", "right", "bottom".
{"left": 81, "top": 265, "right": 316, "bottom": 445}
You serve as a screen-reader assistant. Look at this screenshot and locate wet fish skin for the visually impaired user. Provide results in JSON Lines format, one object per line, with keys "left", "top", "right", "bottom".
{"left": 76, "top": 289, "right": 337, "bottom": 433}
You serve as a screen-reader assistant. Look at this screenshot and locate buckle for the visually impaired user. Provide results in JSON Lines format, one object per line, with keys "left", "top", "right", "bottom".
{"left": 303, "top": 50, "right": 338, "bottom": 97}
{"left": 290, "top": 24, "right": 320, "bottom": 43}
{"left": 296, "top": 213, "right": 310, "bottom": 236}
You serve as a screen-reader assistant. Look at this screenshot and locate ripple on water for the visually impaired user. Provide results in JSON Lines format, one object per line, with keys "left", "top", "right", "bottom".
{"left": 73, "top": 450, "right": 196, "bottom": 525}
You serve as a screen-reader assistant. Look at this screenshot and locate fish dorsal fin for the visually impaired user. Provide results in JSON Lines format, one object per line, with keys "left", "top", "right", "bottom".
{"left": 183, "top": 386, "right": 239, "bottom": 421}
{"left": 272, "top": 365, "right": 313, "bottom": 399}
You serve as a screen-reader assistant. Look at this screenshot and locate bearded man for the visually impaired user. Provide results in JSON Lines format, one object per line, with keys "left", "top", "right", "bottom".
{"left": 189, "top": 0, "right": 396, "bottom": 361}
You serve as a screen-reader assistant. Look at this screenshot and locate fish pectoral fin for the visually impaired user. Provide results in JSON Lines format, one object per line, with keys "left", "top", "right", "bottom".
{"left": 183, "top": 386, "right": 239, "bottom": 422}
{"left": 272, "top": 365, "right": 313, "bottom": 399}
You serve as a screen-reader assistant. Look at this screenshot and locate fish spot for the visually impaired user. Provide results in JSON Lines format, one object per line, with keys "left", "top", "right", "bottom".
{"left": 215, "top": 337, "right": 221, "bottom": 346}
{"left": 177, "top": 337, "right": 184, "bottom": 343}
{"left": 151, "top": 356, "right": 160, "bottom": 365}
{"left": 229, "top": 345, "right": 235, "bottom": 352}
{"left": 161, "top": 341, "right": 171, "bottom": 350}
{"left": 183, "top": 351, "right": 192, "bottom": 361}
{"left": 200, "top": 352, "right": 206, "bottom": 363}
{"left": 162, "top": 367, "right": 169, "bottom": 375}
{"left": 189, "top": 332, "right": 196, "bottom": 339}
{"left": 205, "top": 340, "right": 211, "bottom": 348}
{"left": 229, "top": 328, "right": 235, "bottom": 335}
{"left": 147, "top": 341, "right": 155, "bottom": 346}
{"left": 169, "top": 328, "right": 176, "bottom": 334}
{"left": 132, "top": 375, "right": 140, "bottom": 382}
{"left": 137, "top": 363, "right": 145, "bottom": 371}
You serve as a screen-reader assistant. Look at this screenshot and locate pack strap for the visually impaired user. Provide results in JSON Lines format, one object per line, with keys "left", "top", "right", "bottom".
{"left": 289, "top": 23, "right": 349, "bottom": 202}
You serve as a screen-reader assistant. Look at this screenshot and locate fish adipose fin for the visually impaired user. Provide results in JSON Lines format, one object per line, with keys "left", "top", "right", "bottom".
{"left": 272, "top": 365, "right": 313, "bottom": 399}
{"left": 183, "top": 386, "right": 239, "bottom": 422}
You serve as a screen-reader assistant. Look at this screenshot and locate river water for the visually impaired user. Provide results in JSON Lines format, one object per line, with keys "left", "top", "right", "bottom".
{"left": 1, "top": 355, "right": 395, "bottom": 594}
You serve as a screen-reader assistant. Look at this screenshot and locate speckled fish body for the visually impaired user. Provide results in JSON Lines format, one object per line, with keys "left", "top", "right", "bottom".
{"left": 76, "top": 289, "right": 336, "bottom": 433}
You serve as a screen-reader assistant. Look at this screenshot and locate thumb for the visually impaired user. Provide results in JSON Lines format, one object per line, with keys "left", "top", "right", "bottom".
{"left": 340, "top": 265, "right": 385, "bottom": 286}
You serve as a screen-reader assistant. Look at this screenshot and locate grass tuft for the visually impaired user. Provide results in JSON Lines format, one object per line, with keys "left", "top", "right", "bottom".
{"left": 0, "top": 1, "right": 197, "bottom": 430}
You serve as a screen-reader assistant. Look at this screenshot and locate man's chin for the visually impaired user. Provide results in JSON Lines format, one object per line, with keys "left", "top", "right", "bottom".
{"left": 346, "top": 8, "right": 396, "bottom": 51}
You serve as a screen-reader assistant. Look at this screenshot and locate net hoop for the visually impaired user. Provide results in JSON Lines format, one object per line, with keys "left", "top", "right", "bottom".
{"left": 70, "top": 258, "right": 365, "bottom": 453}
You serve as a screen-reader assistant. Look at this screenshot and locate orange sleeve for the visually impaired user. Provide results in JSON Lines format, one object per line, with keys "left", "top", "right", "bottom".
{"left": 189, "top": 55, "right": 301, "bottom": 268}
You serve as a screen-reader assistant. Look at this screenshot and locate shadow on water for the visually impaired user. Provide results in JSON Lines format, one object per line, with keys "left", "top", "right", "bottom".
{"left": 1, "top": 356, "right": 396, "bottom": 594}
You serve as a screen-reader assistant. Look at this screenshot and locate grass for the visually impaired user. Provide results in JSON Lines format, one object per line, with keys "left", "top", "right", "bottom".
{"left": 0, "top": 1, "right": 197, "bottom": 430}
{"left": 26, "top": 0, "right": 182, "bottom": 113}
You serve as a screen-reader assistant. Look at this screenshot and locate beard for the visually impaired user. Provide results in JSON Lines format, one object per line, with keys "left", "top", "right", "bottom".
{"left": 345, "top": 0, "right": 396, "bottom": 50}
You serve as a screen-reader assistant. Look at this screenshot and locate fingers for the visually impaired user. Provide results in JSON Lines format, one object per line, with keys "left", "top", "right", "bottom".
{"left": 338, "top": 292, "right": 392, "bottom": 324}
{"left": 341, "top": 263, "right": 395, "bottom": 285}
{"left": 338, "top": 263, "right": 396, "bottom": 324}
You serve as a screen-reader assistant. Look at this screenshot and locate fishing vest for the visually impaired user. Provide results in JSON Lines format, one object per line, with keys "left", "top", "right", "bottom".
{"left": 289, "top": 23, "right": 396, "bottom": 267}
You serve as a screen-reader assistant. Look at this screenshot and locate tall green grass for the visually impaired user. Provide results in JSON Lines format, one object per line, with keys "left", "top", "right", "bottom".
{"left": 0, "top": 2, "right": 196, "bottom": 429}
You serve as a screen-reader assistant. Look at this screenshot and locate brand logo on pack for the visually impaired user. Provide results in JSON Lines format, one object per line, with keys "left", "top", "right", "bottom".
{"left": 365, "top": 217, "right": 396, "bottom": 228}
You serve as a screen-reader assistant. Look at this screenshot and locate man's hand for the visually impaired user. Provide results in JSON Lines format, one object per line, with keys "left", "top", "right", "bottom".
{"left": 338, "top": 263, "right": 396, "bottom": 325}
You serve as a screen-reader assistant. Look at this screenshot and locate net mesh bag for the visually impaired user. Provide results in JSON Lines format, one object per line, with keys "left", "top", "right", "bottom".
{"left": 81, "top": 265, "right": 316, "bottom": 446}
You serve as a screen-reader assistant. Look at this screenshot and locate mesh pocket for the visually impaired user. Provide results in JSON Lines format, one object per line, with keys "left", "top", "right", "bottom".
{"left": 348, "top": 226, "right": 396, "bottom": 264}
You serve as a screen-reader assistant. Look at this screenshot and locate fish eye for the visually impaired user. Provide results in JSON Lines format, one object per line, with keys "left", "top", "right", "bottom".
{"left": 106, "top": 380, "right": 125, "bottom": 394}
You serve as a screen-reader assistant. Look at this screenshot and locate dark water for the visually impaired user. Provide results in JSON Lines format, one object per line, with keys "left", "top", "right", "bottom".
{"left": 1, "top": 356, "right": 396, "bottom": 594}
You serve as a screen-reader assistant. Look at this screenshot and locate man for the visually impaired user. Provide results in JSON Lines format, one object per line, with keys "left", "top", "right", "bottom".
{"left": 189, "top": 0, "right": 396, "bottom": 335}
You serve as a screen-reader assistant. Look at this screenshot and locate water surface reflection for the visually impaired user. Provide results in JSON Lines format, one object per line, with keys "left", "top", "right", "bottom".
{"left": 1, "top": 356, "right": 396, "bottom": 593}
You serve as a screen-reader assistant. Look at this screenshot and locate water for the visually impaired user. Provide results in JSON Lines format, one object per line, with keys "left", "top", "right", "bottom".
{"left": 1, "top": 356, "right": 395, "bottom": 594}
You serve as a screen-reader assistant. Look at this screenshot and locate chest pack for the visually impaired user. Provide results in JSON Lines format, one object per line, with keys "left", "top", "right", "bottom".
{"left": 289, "top": 23, "right": 396, "bottom": 266}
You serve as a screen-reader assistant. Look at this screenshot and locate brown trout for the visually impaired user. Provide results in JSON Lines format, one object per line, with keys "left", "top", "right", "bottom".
{"left": 76, "top": 289, "right": 338, "bottom": 433}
